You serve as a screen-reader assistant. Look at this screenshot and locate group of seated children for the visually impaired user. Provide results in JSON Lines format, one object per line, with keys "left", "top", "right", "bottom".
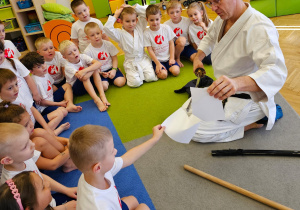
{"left": 0, "top": 0, "right": 212, "bottom": 209}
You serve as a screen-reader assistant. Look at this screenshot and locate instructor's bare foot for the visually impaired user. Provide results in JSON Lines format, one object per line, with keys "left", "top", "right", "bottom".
{"left": 176, "top": 59, "right": 184, "bottom": 68}
{"left": 54, "top": 122, "right": 70, "bottom": 135}
{"left": 95, "top": 99, "right": 107, "bottom": 112}
{"left": 244, "top": 123, "right": 264, "bottom": 132}
{"left": 66, "top": 103, "right": 82, "bottom": 112}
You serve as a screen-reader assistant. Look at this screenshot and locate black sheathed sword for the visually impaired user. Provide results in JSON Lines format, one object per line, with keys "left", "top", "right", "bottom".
{"left": 211, "top": 149, "right": 300, "bottom": 157}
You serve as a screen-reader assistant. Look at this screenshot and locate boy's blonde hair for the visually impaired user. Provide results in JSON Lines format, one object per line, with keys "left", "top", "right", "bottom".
{"left": 146, "top": 4, "right": 160, "bottom": 18}
{"left": 35, "top": 37, "right": 52, "bottom": 50}
{"left": 84, "top": 22, "right": 101, "bottom": 34}
{"left": 187, "top": 2, "right": 210, "bottom": 27}
{"left": 166, "top": 0, "right": 182, "bottom": 12}
{"left": 120, "top": 7, "right": 137, "bottom": 20}
{"left": 59, "top": 40, "right": 76, "bottom": 56}
{"left": 69, "top": 125, "right": 113, "bottom": 172}
{"left": 0, "top": 123, "right": 26, "bottom": 158}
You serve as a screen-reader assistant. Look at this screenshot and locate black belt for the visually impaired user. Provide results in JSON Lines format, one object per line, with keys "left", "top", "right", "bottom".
{"left": 222, "top": 93, "right": 251, "bottom": 107}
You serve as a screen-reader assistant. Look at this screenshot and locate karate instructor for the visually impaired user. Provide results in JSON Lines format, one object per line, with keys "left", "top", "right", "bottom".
{"left": 191, "top": 0, "right": 287, "bottom": 142}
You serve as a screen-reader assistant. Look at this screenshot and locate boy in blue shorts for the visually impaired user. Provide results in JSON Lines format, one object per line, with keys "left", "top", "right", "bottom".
{"left": 21, "top": 52, "right": 82, "bottom": 119}
{"left": 83, "top": 22, "right": 126, "bottom": 91}
{"left": 164, "top": 1, "right": 197, "bottom": 67}
{"left": 144, "top": 5, "right": 180, "bottom": 80}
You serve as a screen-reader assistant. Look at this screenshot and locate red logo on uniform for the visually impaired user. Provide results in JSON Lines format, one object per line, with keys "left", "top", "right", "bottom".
{"left": 174, "top": 28, "right": 183, "bottom": 37}
{"left": 114, "top": 186, "right": 122, "bottom": 208}
{"left": 4, "top": 48, "right": 14, "bottom": 58}
{"left": 78, "top": 66, "right": 84, "bottom": 71}
{"left": 197, "top": 31, "right": 206, "bottom": 40}
{"left": 47, "top": 80, "right": 52, "bottom": 91}
{"left": 154, "top": 35, "right": 164, "bottom": 45}
{"left": 19, "top": 103, "right": 26, "bottom": 109}
{"left": 48, "top": 65, "right": 59, "bottom": 75}
{"left": 98, "top": 52, "right": 108, "bottom": 60}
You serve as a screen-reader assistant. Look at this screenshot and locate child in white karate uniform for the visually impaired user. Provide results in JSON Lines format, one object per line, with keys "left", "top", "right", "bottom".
{"left": 104, "top": 4, "right": 158, "bottom": 87}
{"left": 70, "top": 0, "right": 109, "bottom": 52}
{"left": 36, "top": 37, "right": 67, "bottom": 88}
{"left": 0, "top": 123, "right": 77, "bottom": 209}
{"left": 164, "top": 1, "right": 196, "bottom": 67}
{"left": 144, "top": 5, "right": 180, "bottom": 80}
{"left": 0, "top": 20, "right": 21, "bottom": 59}
{"left": 187, "top": 2, "right": 213, "bottom": 65}
{"left": 69, "top": 124, "right": 165, "bottom": 210}
{"left": 59, "top": 40, "right": 109, "bottom": 112}
{"left": 84, "top": 22, "right": 126, "bottom": 91}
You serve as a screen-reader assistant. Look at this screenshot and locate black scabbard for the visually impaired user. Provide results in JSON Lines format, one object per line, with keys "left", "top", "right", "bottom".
{"left": 211, "top": 149, "right": 300, "bottom": 157}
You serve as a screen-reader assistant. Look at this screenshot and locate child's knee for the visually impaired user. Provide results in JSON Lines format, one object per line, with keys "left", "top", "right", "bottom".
{"left": 114, "top": 77, "right": 126, "bottom": 87}
{"left": 170, "top": 66, "right": 180, "bottom": 76}
{"left": 102, "top": 81, "right": 109, "bottom": 91}
{"left": 57, "top": 107, "right": 68, "bottom": 117}
{"left": 62, "top": 83, "right": 71, "bottom": 90}
{"left": 32, "top": 137, "right": 48, "bottom": 150}
{"left": 175, "top": 37, "right": 186, "bottom": 47}
{"left": 127, "top": 78, "right": 143, "bottom": 87}
{"left": 157, "top": 70, "right": 168, "bottom": 80}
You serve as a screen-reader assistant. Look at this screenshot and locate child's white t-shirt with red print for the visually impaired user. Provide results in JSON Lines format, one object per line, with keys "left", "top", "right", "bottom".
{"left": 164, "top": 16, "right": 191, "bottom": 46}
{"left": 45, "top": 51, "right": 66, "bottom": 85}
{"left": 4, "top": 40, "right": 21, "bottom": 59}
{"left": 188, "top": 19, "right": 213, "bottom": 47}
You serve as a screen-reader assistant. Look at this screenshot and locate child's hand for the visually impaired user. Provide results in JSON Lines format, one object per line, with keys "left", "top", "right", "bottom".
{"left": 64, "top": 200, "right": 76, "bottom": 209}
{"left": 65, "top": 187, "right": 77, "bottom": 199}
{"left": 156, "top": 63, "right": 166, "bottom": 74}
{"left": 57, "top": 100, "right": 68, "bottom": 107}
{"left": 152, "top": 124, "right": 165, "bottom": 141}
{"left": 101, "top": 72, "right": 109, "bottom": 78}
{"left": 199, "top": 22, "right": 208, "bottom": 32}
{"left": 169, "top": 58, "right": 175, "bottom": 66}
{"left": 75, "top": 71, "right": 85, "bottom": 81}
{"left": 114, "top": 8, "right": 123, "bottom": 18}
{"left": 108, "top": 69, "right": 117, "bottom": 79}
{"left": 33, "top": 93, "right": 43, "bottom": 105}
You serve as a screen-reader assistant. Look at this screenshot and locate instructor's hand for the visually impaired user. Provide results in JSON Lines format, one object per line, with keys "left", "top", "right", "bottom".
{"left": 207, "top": 75, "right": 238, "bottom": 100}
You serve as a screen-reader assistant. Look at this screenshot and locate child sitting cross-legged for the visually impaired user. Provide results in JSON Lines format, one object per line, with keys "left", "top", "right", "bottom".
{"left": 59, "top": 40, "right": 109, "bottom": 112}
{"left": 21, "top": 52, "right": 82, "bottom": 113}
{"left": 0, "top": 123, "right": 77, "bottom": 209}
{"left": 84, "top": 22, "right": 126, "bottom": 91}
{"left": 0, "top": 101, "right": 77, "bottom": 172}
{"left": 69, "top": 124, "right": 165, "bottom": 209}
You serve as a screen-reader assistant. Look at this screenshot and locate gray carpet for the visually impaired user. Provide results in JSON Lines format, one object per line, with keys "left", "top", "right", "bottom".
{"left": 124, "top": 94, "right": 300, "bottom": 210}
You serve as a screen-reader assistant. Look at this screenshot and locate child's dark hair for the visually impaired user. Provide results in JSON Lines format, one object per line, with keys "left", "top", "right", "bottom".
{"left": 0, "top": 40, "right": 16, "bottom": 71}
{"left": 0, "top": 101, "right": 26, "bottom": 124}
{"left": 71, "top": 0, "right": 87, "bottom": 12}
{"left": 146, "top": 4, "right": 161, "bottom": 18}
{"left": 187, "top": 2, "right": 210, "bottom": 27}
{"left": 0, "top": 68, "right": 17, "bottom": 91}
{"left": 0, "top": 171, "right": 53, "bottom": 210}
{"left": 20, "top": 52, "right": 44, "bottom": 70}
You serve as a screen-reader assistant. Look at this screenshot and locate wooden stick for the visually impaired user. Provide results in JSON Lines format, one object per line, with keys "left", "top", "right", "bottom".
{"left": 184, "top": 165, "right": 293, "bottom": 210}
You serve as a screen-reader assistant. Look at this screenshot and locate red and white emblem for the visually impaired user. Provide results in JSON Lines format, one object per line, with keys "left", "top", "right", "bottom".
{"left": 197, "top": 31, "right": 206, "bottom": 40}
{"left": 174, "top": 28, "right": 183, "bottom": 37}
{"left": 19, "top": 103, "right": 26, "bottom": 109}
{"left": 78, "top": 66, "right": 84, "bottom": 71}
{"left": 98, "top": 52, "right": 108, "bottom": 60}
{"left": 47, "top": 80, "right": 52, "bottom": 91}
{"left": 48, "top": 65, "right": 59, "bottom": 75}
{"left": 154, "top": 35, "right": 164, "bottom": 45}
{"left": 4, "top": 48, "right": 14, "bottom": 58}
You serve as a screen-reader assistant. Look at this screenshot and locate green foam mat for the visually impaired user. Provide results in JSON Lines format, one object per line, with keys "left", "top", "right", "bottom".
{"left": 74, "top": 55, "right": 215, "bottom": 143}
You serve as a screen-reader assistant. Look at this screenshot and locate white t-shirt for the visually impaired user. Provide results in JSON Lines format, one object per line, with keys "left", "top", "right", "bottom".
{"left": 164, "top": 16, "right": 191, "bottom": 46}
{"left": 84, "top": 40, "right": 118, "bottom": 72}
{"left": 32, "top": 74, "right": 54, "bottom": 112}
{"left": 144, "top": 24, "right": 176, "bottom": 62}
{"left": 71, "top": 18, "right": 105, "bottom": 52}
{"left": 4, "top": 40, "right": 21, "bottom": 59}
{"left": 45, "top": 51, "right": 66, "bottom": 85}
{"left": 189, "top": 20, "right": 213, "bottom": 47}
{"left": 64, "top": 54, "right": 94, "bottom": 86}
{"left": 77, "top": 157, "right": 124, "bottom": 210}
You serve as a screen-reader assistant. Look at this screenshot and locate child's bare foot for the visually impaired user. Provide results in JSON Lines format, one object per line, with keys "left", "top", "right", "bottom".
{"left": 101, "top": 97, "right": 111, "bottom": 107}
{"left": 244, "top": 123, "right": 264, "bottom": 132}
{"left": 54, "top": 122, "right": 71, "bottom": 135}
{"left": 176, "top": 59, "right": 184, "bottom": 68}
{"left": 62, "top": 158, "right": 77, "bottom": 173}
{"left": 66, "top": 103, "right": 82, "bottom": 112}
{"left": 95, "top": 99, "right": 107, "bottom": 112}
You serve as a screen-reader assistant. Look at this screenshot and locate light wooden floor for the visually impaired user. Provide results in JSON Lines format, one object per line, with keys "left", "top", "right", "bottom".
{"left": 99, "top": 3, "right": 300, "bottom": 116}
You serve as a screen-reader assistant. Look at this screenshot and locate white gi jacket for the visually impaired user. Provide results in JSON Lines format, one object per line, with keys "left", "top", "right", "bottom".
{"left": 198, "top": 3, "right": 287, "bottom": 130}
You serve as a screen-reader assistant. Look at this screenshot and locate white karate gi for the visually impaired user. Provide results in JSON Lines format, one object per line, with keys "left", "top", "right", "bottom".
{"left": 191, "top": 3, "right": 287, "bottom": 143}
{"left": 103, "top": 5, "right": 157, "bottom": 87}
{"left": 164, "top": 16, "right": 191, "bottom": 46}
{"left": 188, "top": 20, "right": 213, "bottom": 47}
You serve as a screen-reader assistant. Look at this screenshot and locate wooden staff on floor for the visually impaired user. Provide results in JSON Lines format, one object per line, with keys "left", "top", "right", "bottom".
{"left": 184, "top": 165, "right": 293, "bottom": 210}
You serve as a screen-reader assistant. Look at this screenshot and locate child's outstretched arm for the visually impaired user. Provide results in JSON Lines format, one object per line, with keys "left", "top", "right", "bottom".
{"left": 147, "top": 46, "right": 166, "bottom": 73}
{"left": 31, "top": 106, "right": 56, "bottom": 137}
{"left": 169, "top": 40, "right": 175, "bottom": 65}
{"left": 24, "top": 75, "right": 42, "bottom": 104}
{"left": 108, "top": 55, "right": 118, "bottom": 79}
{"left": 36, "top": 148, "right": 70, "bottom": 171}
{"left": 39, "top": 98, "right": 68, "bottom": 108}
{"left": 103, "top": 8, "right": 123, "bottom": 42}
{"left": 121, "top": 125, "right": 165, "bottom": 168}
